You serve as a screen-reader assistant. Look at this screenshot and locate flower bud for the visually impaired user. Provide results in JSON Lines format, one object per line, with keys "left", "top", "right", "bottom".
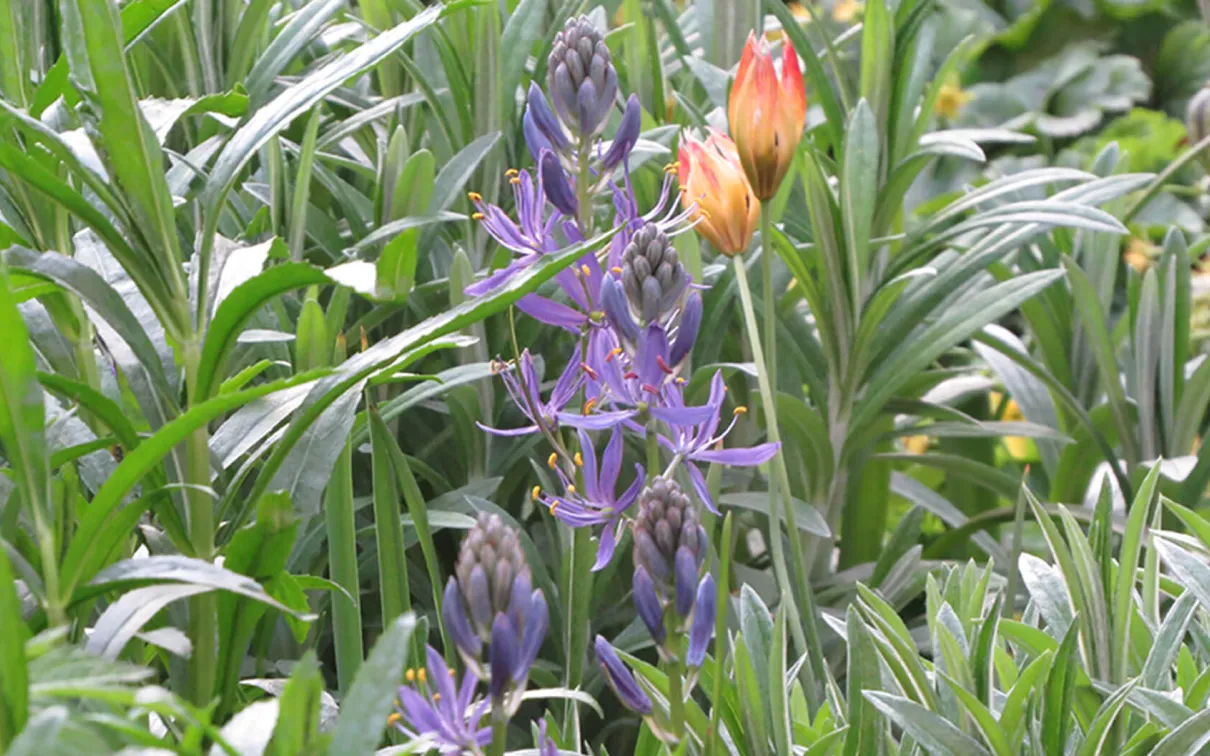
{"left": 595, "top": 635, "right": 653, "bottom": 714}
{"left": 548, "top": 16, "right": 618, "bottom": 138}
{"left": 728, "top": 33, "right": 807, "bottom": 200}
{"left": 631, "top": 479, "right": 708, "bottom": 638}
{"left": 443, "top": 513, "right": 548, "bottom": 706}
{"left": 620, "top": 224, "right": 689, "bottom": 324}
{"left": 678, "top": 131, "right": 760, "bottom": 256}
{"left": 1188, "top": 83, "right": 1210, "bottom": 148}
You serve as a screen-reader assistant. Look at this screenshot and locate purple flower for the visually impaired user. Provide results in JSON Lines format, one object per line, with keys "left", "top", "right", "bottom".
{"left": 392, "top": 646, "right": 490, "bottom": 754}
{"left": 524, "top": 82, "right": 570, "bottom": 162}
{"left": 536, "top": 427, "right": 645, "bottom": 571}
{"left": 657, "top": 371, "right": 780, "bottom": 513}
{"left": 594, "top": 635, "right": 652, "bottom": 715}
{"left": 600, "top": 94, "right": 642, "bottom": 171}
{"left": 539, "top": 719, "right": 559, "bottom": 756}
{"left": 465, "top": 169, "right": 564, "bottom": 297}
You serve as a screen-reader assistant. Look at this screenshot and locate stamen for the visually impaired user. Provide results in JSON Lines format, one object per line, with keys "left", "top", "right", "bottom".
{"left": 574, "top": 452, "right": 584, "bottom": 467}
{"left": 549, "top": 502, "right": 558, "bottom": 514}
{"left": 656, "top": 356, "right": 674, "bottom": 374}
{"left": 472, "top": 212, "right": 485, "bottom": 220}
{"left": 582, "top": 397, "right": 598, "bottom": 415}
{"left": 581, "top": 264, "right": 592, "bottom": 276}
{"left": 547, "top": 452, "right": 558, "bottom": 469}
{"left": 623, "top": 371, "right": 638, "bottom": 380}
{"left": 432, "top": 692, "right": 440, "bottom": 702}
{"left": 449, "top": 668, "right": 456, "bottom": 677}
{"left": 676, "top": 376, "right": 686, "bottom": 384}
{"left": 641, "top": 383, "right": 660, "bottom": 394}
{"left": 387, "top": 712, "right": 402, "bottom": 727}
{"left": 405, "top": 668, "right": 416, "bottom": 682}
{"left": 505, "top": 168, "right": 519, "bottom": 177}
{"left": 733, "top": 406, "right": 748, "bottom": 415}
{"left": 467, "top": 191, "right": 482, "bottom": 202}
{"left": 566, "top": 484, "right": 576, "bottom": 494}
{"left": 532, "top": 485, "right": 542, "bottom": 501}
{"left": 580, "top": 362, "right": 600, "bottom": 380}
{"left": 611, "top": 266, "right": 623, "bottom": 274}
{"left": 417, "top": 669, "right": 427, "bottom": 683}
{"left": 606, "top": 347, "right": 624, "bottom": 362}
{"left": 510, "top": 176, "right": 522, "bottom": 185}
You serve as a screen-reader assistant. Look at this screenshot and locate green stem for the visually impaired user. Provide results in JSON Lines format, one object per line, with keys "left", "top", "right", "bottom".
{"left": 184, "top": 340, "right": 217, "bottom": 706}
{"left": 708, "top": 513, "right": 732, "bottom": 756}
{"left": 667, "top": 652, "right": 685, "bottom": 742}
{"left": 734, "top": 231, "right": 824, "bottom": 708}
{"left": 489, "top": 697, "right": 508, "bottom": 756}
{"left": 1123, "top": 133, "right": 1210, "bottom": 222}
{"left": 646, "top": 416, "right": 660, "bottom": 482}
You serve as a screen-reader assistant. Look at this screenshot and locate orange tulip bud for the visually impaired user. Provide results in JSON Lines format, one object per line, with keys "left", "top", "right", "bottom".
{"left": 677, "top": 130, "right": 760, "bottom": 257}
{"left": 727, "top": 32, "right": 807, "bottom": 200}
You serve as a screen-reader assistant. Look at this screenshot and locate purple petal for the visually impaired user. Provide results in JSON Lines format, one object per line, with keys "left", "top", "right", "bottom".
{"left": 555, "top": 409, "right": 637, "bottom": 430}
{"left": 649, "top": 403, "right": 717, "bottom": 427}
{"left": 600, "top": 426, "right": 624, "bottom": 496}
{"left": 686, "top": 462, "right": 717, "bottom": 515}
{"left": 578, "top": 428, "right": 601, "bottom": 503}
{"left": 694, "top": 371, "right": 727, "bottom": 447}
{"left": 686, "top": 574, "right": 716, "bottom": 668}
{"left": 515, "top": 589, "right": 548, "bottom": 682}
{"left": 427, "top": 646, "right": 458, "bottom": 716}
{"left": 601, "top": 275, "right": 639, "bottom": 342}
{"left": 591, "top": 519, "right": 620, "bottom": 571}
{"left": 467, "top": 565, "right": 492, "bottom": 629}
{"left": 637, "top": 324, "right": 670, "bottom": 389}
{"left": 516, "top": 293, "right": 585, "bottom": 331}
{"left": 549, "top": 343, "right": 585, "bottom": 408}
{"left": 674, "top": 546, "right": 698, "bottom": 617}
{"left": 475, "top": 420, "right": 540, "bottom": 437}
{"left": 692, "top": 442, "right": 780, "bottom": 466}
{"left": 615, "top": 464, "right": 646, "bottom": 511}
{"left": 464, "top": 256, "right": 534, "bottom": 297}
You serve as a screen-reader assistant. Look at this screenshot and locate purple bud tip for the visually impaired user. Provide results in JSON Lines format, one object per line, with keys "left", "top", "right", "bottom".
{"left": 687, "top": 574, "right": 716, "bottom": 668}
{"left": 540, "top": 151, "right": 578, "bottom": 217}
{"left": 594, "top": 635, "right": 653, "bottom": 715}
{"left": 633, "top": 565, "right": 666, "bottom": 645}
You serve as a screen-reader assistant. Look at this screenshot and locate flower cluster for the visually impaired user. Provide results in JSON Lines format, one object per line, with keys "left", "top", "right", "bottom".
{"left": 454, "top": 15, "right": 807, "bottom": 743}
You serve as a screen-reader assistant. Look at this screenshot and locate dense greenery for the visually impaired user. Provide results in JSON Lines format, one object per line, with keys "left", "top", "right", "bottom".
{"left": 3, "top": 0, "right": 1210, "bottom": 754}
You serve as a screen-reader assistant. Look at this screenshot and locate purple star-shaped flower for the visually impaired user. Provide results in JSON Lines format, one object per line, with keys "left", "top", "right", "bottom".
{"left": 479, "top": 347, "right": 634, "bottom": 437}
{"left": 537, "top": 427, "right": 645, "bottom": 571}
{"left": 658, "top": 371, "right": 780, "bottom": 513}
{"left": 393, "top": 646, "right": 490, "bottom": 754}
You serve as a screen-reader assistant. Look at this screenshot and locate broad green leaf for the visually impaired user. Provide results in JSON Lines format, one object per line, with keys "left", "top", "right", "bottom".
{"left": 719, "top": 492, "right": 831, "bottom": 537}
{"left": 865, "top": 692, "right": 991, "bottom": 756}
{"left": 0, "top": 269, "right": 50, "bottom": 538}
{"left": 243, "top": 0, "right": 344, "bottom": 105}
{"left": 1114, "top": 464, "right": 1161, "bottom": 682}
{"left": 85, "top": 583, "right": 212, "bottom": 660}
{"left": 497, "top": 0, "right": 547, "bottom": 119}
{"left": 0, "top": 546, "right": 28, "bottom": 748}
{"left": 1042, "top": 622, "right": 1081, "bottom": 756}
{"left": 936, "top": 671, "right": 1014, "bottom": 756}
{"left": 1076, "top": 680, "right": 1136, "bottom": 756}
{"left": 370, "top": 404, "right": 410, "bottom": 626}
{"left": 427, "top": 131, "right": 502, "bottom": 214}
{"left": 841, "top": 100, "right": 878, "bottom": 313}
{"left": 326, "top": 614, "right": 417, "bottom": 756}
{"left": 1150, "top": 707, "right": 1210, "bottom": 756}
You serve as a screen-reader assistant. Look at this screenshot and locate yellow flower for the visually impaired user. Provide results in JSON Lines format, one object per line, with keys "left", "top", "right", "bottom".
{"left": 991, "top": 391, "right": 1030, "bottom": 460}
{"left": 678, "top": 130, "right": 761, "bottom": 256}
{"left": 1124, "top": 237, "right": 1158, "bottom": 273}
{"left": 934, "top": 80, "right": 972, "bottom": 120}
{"left": 728, "top": 32, "right": 808, "bottom": 201}
{"left": 832, "top": 0, "right": 862, "bottom": 23}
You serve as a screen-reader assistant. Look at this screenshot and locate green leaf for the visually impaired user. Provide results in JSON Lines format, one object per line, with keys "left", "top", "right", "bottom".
{"left": 243, "top": 0, "right": 345, "bottom": 105}
{"left": 859, "top": 0, "right": 892, "bottom": 131}
{"left": 85, "top": 583, "right": 211, "bottom": 660}
{"left": 1042, "top": 622, "right": 1081, "bottom": 756}
{"left": 0, "top": 546, "right": 28, "bottom": 748}
{"left": 841, "top": 100, "right": 879, "bottom": 313}
{"left": 326, "top": 614, "right": 417, "bottom": 756}
{"left": 1113, "top": 463, "right": 1161, "bottom": 681}
{"left": 739, "top": 584, "right": 774, "bottom": 724}
{"left": 843, "top": 606, "right": 883, "bottom": 756}
{"left": 497, "top": 0, "right": 547, "bottom": 120}
{"left": 720, "top": 492, "right": 830, "bottom": 537}
{"left": 1142, "top": 590, "right": 1198, "bottom": 689}
{"left": 370, "top": 405, "right": 410, "bottom": 626}
{"left": 269, "top": 653, "right": 324, "bottom": 756}
{"left": 1150, "top": 707, "right": 1210, "bottom": 756}
{"left": 865, "top": 692, "right": 991, "bottom": 756}
{"left": 427, "top": 131, "right": 502, "bottom": 214}
{"left": 936, "top": 671, "right": 1014, "bottom": 756}
{"left": 1076, "top": 680, "right": 1136, "bottom": 756}
{"left": 0, "top": 268, "right": 50, "bottom": 538}
{"left": 4, "top": 707, "right": 66, "bottom": 756}
{"left": 769, "top": 604, "right": 791, "bottom": 756}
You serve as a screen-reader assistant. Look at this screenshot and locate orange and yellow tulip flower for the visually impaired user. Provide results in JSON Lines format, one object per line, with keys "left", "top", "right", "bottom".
{"left": 677, "top": 130, "right": 760, "bottom": 257}
{"left": 727, "top": 32, "right": 807, "bottom": 200}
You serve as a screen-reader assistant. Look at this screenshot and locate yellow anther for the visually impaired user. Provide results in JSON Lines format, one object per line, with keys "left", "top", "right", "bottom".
{"left": 467, "top": 191, "right": 482, "bottom": 202}
{"left": 581, "top": 264, "right": 592, "bottom": 276}
{"left": 574, "top": 452, "right": 584, "bottom": 467}
{"left": 733, "top": 406, "right": 748, "bottom": 416}
{"left": 549, "top": 502, "right": 558, "bottom": 515}
{"left": 432, "top": 692, "right": 440, "bottom": 702}
{"left": 676, "top": 376, "right": 686, "bottom": 384}
{"left": 566, "top": 484, "right": 576, "bottom": 494}
{"left": 582, "top": 397, "right": 598, "bottom": 415}
{"left": 387, "top": 712, "right": 403, "bottom": 727}
{"left": 505, "top": 168, "right": 520, "bottom": 177}
{"left": 417, "top": 669, "right": 427, "bottom": 683}
{"left": 532, "top": 485, "right": 542, "bottom": 501}
{"left": 510, "top": 176, "right": 522, "bottom": 185}
{"left": 472, "top": 212, "right": 485, "bottom": 220}
{"left": 405, "top": 668, "right": 416, "bottom": 682}
{"left": 449, "top": 668, "right": 456, "bottom": 677}
{"left": 547, "top": 452, "right": 558, "bottom": 469}
{"left": 611, "top": 266, "right": 623, "bottom": 274}
{"left": 699, "top": 208, "right": 712, "bottom": 220}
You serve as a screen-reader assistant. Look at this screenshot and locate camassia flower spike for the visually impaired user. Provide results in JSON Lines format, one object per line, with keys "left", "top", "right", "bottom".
{"left": 391, "top": 646, "right": 490, "bottom": 753}
{"left": 677, "top": 130, "right": 760, "bottom": 256}
{"left": 727, "top": 32, "right": 807, "bottom": 200}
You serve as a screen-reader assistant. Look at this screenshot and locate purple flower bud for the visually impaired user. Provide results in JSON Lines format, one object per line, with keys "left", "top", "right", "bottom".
{"left": 595, "top": 635, "right": 652, "bottom": 715}
{"left": 540, "top": 151, "right": 578, "bottom": 217}
{"left": 620, "top": 224, "right": 687, "bottom": 325}
{"left": 515, "top": 589, "right": 548, "bottom": 682}
{"left": 687, "top": 574, "right": 716, "bottom": 668}
{"left": 601, "top": 94, "right": 642, "bottom": 171}
{"left": 466, "top": 564, "right": 493, "bottom": 629}
{"left": 669, "top": 291, "right": 701, "bottom": 366}
{"left": 527, "top": 82, "right": 569, "bottom": 151}
{"left": 633, "top": 565, "right": 666, "bottom": 644}
{"left": 602, "top": 275, "right": 640, "bottom": 342}
{"left": 443, "top": 577, "right": 482, "bottom": 657}
{"left": 674, "top": 546, "right": 698, "bottom": 617}
{"left": 490, "top": 613, "right": 517, "bottom": 700}
{"left": 548, "top": 16, "right": 618, "bottom": 137}
{"left": 632, "top": 479, "right": 705, "bottom": 600}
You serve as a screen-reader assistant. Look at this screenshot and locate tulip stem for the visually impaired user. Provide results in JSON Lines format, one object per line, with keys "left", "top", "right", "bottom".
{"left": 733, "top": 225, "right": 825, "bottom": 709}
